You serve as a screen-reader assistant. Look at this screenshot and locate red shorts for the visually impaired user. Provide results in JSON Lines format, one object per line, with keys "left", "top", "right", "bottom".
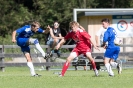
{"left": 72, "top": 47, "right": 91, "bottom": 56}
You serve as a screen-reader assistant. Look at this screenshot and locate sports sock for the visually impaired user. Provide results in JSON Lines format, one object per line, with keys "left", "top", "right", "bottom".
{"left": 61, "top": 62, "right": 70, "bottom": 76}
{"left": 90, "top": 60, "right": 97, "bottom": 70}
{"left": 105, "top": 63, "right": 114, "bottom": 75}
{"left": 27, "top": 62, "right": 36, "bottom": 76}
{"left": 110, "top": 62, "right": 118, "bottom": 68}
{"left": 35, "top": 43, "right": 46, "bottom": 57}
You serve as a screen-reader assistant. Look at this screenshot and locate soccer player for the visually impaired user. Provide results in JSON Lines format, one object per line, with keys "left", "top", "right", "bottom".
{"left": 95, "top": 26, "right": 122, "bottom": 74}
{"left": 101, "top": 18, "right": 122, "bottom": 76}
{"left": 56, "top": 21, "right": 99, "bottom": 77}
{"left": 12, "top": 21, "right": 50, "bottom": 76}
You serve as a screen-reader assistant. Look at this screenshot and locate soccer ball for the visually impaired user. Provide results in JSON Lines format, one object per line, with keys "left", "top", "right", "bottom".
{"left": 114, "top": 37, "right": 122, "bottom": 46}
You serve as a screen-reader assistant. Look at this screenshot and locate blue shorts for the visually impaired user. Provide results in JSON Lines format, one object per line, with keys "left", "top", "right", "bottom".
{"left": 104, "top": 46, "right": 120, "bottom": 61}
{"left": 17, "top": 38, "right": 30, "bottom": 52}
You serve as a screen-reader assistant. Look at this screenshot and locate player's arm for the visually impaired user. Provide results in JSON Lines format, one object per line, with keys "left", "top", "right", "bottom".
{"left": 43, "top": 25, "right": 50, "bottom": 34}
{"left": 79, "top": 25, "right": 85, "bottom": 30}
{"left": 81, "top": 32, "right": 99, "bottom": 51}
{"left": 12, "top": 27, "right": 25, "bottom": 43}
{"left": 56, "top": 32, "right": 71, "bottom": 50}
{"left": 101, "top": 31, "right": 109, "bottom": 48}
{"left": 89, "top": 38, "right": 99, "bottom": 51}
{"left": 76, "top": 22, "right": 85, "bottom": 30}
{"left": 12, "top": 30, "right": 17, "bottom": 43}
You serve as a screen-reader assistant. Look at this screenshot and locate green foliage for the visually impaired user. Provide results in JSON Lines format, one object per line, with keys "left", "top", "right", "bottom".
{"left": 0, "top": 35, "right": 12, "bottom": 44}
{"left": 0, "top": 1, "right": 33, "bottom": 37}
{"left": 95, "top": 0, "right": 131, "bottom": 8}
{"left": 0, "top": 0, "right": 133, "bottom": 44}
{"left": 130, "top": 0, "right": 133, "bottom": 7}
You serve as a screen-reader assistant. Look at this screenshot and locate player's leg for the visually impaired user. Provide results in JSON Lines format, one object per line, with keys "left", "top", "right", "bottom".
{"left": 86, "top": 52, "right": 97, "bottom": 70}
{"left": 21, "top": 46, "right": 40, "bottom": 76}
{"left": 104, "top": 48, "right": 114, "bottom": 76}
{"left": 28, "top": 38, "right": 46, "bottom": 58}
{"left": 110, "top": 59, "right": 121, "bottom": 74}
{"left": 25, "top": 53, "right": 36, "bottom": 76}
{"left": 104, "top": 49, "right": 114, "bottom": 76}
{"left": 60, "top": 52, "right": 77, "bottom": 76}
{"left": 110, "top": 59, "right": 118, "bottom": 68}
{"left": 110, "top": 53, "right": 119, "bottom": 68}
{"left": 110, "top": 46, "right": 121, "bottom": 74}
{"left": 115, "top": 46, "right": 122, "bottom": 74}
{"left": 17, "top": 38, "right": 40, "bottom": 76}
{"left": 104, "top": 58, "right": 114, "bottom": 76}
{"left": 86, "top": 52, "right": 99, "bottom": 76}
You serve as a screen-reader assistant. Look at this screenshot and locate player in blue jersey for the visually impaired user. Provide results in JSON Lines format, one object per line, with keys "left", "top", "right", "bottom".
{"left": 12, "top": 21, "right": 50, "bottom": 76}
{"left": 95, "top": 26, "right": 122, "bottom": 74}
{"left": 101, "top": 18, "right": 122, "bottom": 76}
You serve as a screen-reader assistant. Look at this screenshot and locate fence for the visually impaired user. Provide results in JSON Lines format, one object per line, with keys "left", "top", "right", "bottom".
{"left": 3, "top": 44, "right": 133, "bottom": 57}
{"left": 0, "top": 44, "right": 133, "bottom": 71}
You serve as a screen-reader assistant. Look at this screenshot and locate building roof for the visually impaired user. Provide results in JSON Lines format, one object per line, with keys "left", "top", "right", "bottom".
{"left": 78, "top": 11, "right": 133, "bottom": 17}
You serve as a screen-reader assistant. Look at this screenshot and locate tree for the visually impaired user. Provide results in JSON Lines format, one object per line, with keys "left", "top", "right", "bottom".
{"left": 0, "top": 0, "right": 132, "bottom": 44}
{"left": 0, "top": 1, "right": 33, "bottom": 44}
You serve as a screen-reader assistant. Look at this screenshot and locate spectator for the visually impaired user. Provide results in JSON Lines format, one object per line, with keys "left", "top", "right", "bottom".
{"left": 46, "top": 21, "right": 63, "bottom": 57}
{"left": 95, "top": 27, "right": 107, "bottom": 47}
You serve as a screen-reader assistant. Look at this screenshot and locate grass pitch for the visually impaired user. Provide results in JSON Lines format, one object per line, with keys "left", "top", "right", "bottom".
{"left": 0, "top": 67, "right": 133, "bottom": 88}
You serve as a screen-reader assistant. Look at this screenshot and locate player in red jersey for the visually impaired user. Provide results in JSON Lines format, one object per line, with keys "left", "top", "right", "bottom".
{"left": 56, "top": 21, "right": 99, "bottom": 77}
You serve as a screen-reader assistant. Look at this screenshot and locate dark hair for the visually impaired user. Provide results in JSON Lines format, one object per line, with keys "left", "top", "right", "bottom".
{"left": 53, "top": 21, "right": 59, "bottom": 27}
{"left": 101, "top": 18, "right": 110, "bottom": 23}
{"left": 31, "top": 21, "right": 40, "bottom": 27}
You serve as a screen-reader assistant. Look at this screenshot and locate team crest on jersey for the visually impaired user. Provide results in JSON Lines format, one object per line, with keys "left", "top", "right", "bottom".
{"left": 25, "top": 28, "right": 31, "bottom": 32}
{"left": 113, "top": 30, "right": 116, "bottom": 34}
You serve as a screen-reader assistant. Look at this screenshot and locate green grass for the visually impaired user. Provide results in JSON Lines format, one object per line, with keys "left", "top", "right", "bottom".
{"left": 0, "top": 67, "right": 133, "bottom": 88}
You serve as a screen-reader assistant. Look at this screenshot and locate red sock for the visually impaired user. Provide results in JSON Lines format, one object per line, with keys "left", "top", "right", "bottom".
{"left": 91, "top": 60, "right": 96, "bottom": 70}
{"left": 61, "top": 62, "right": 70, "bottom": 76}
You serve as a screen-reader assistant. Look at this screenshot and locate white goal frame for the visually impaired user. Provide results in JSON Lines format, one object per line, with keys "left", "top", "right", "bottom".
{"left": 73, "top": 8, "right": 133, "bottom": 22}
